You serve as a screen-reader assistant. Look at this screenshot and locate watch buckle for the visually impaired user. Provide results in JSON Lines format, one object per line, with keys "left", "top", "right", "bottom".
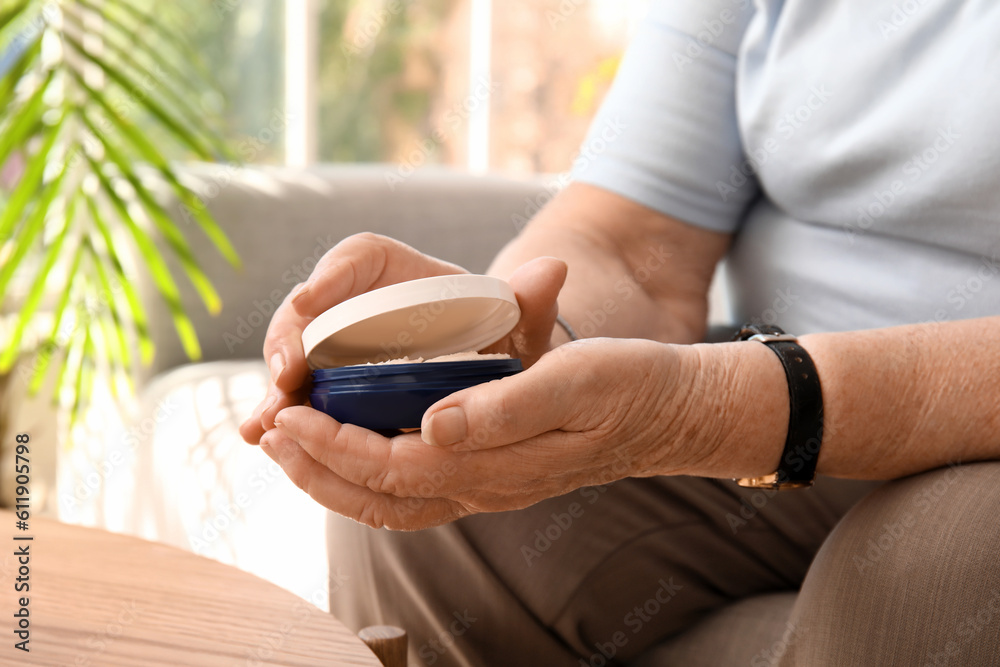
{"left": 746, "top": 333, "right": 799, "bottom": 344}
{"left": 735, "top": 474, "right": 814, "bottom": 490}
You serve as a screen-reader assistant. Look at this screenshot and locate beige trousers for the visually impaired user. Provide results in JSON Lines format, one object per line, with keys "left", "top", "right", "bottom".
{"left": 326, "top": 464, "right": 1000, "bottom": 666}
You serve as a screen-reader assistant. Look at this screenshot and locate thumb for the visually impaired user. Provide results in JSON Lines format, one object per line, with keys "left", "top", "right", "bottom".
{"left": 502, "top": 256, "right": 568, "bottom": 366}
{"left": 419, "top": 349, "right": 574, "bottom": 448}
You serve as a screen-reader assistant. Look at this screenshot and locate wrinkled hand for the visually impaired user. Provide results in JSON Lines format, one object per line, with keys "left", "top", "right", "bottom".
{"left": 258, "top": 338, "right": 706, "bottom": 530}
{"left": 240, "top": 233, "right": 568, "bottom": 444}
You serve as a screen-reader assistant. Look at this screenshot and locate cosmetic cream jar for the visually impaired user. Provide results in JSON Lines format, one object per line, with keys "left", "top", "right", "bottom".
{"left": 302, "top": 275, "right": 522, "bottom": 431}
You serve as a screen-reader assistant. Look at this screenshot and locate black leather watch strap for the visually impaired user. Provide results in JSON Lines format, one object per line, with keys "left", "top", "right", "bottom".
{"left": 733, "top": 324, "right": 824, "bottom": 489}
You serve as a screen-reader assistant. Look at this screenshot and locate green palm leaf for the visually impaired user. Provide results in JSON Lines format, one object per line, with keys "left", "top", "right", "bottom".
{"left": 68, "top": 326, "right": 96, "bottom": 429}
{"left": 71, "top": 75, "right": 241, "bottom": 267}
{"left": 61, "top": 6, "right": 233, "bottom": 161}
{"left": 85, "top": 192, "right": 154, "bottom": 364}
{"left": 77, "top": 108, "right": 223, "bottom": 315}
{"left": 28, "top": 238, "right": 86, "bottom": 395}
{"left": 0, "top": 0, "right": 31, "bottom": 29}
{"left": 0, "top": 36, "right": 41, "bottom": 119}
{"left": 0, "top": 191, "right": 77, "bottom": 373}
{"left": 76, "top": 0, "right": 221, "bottom": 96}
{"left": 2, "top": 0, "right": 239, "bottom": 443}
{"left": 84, "top": 238, "right": 131, "bottom": 398}
{"left": 0, "top": 106, "right": 64, "bottom": 244}
{"left": 85, "top": 153, "right": 203, "bottom": 361}
{"left": 62, "top": 31, "right": 216, "bottom": 159}
{"left": 0, "top": 152, "right": 71, "bottom": 311}
{"left": 0, "top": 66, "right": 51, "bottom": 170}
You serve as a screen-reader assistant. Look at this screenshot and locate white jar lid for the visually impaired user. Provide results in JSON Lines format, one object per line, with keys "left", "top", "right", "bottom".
{"left": 302, "top": 274, "right": 521, "bottom": 369}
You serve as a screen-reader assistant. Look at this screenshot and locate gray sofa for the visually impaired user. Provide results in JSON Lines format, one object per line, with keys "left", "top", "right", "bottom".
{"left": 96, "top": 164, "right": 997, "bottom": 665}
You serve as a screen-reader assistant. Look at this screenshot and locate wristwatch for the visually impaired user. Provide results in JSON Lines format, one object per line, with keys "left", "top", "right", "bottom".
{"left": 732, "top": 324, "right": 824, "bottom": 490}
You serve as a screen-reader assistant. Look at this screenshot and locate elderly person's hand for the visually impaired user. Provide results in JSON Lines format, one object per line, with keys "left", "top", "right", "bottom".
{"left": 256, "top": 337, "right": 714, "bottom": 530}
{"left": 239, "top": 232, "right": 569, "bottom": 445}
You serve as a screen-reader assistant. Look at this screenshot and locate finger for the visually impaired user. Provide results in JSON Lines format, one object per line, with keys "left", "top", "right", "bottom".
{"left": 260, "top": 386, "right": 308, "bottom": 430}
{"left": 420, "top": 345, "right": 584, "bottom": 449}
{"left": 259, "top": 288, "right": 312, "bottom": 396}
{"left": 491, "top": 257, "right": 568, "bottom": 366}
{"left": 240, "top": 417, "right": 265, "bottom": 445}
{"left": 260, "top": 428, "right": 466, "bottom": 530}
{"left": 239, "top": 382, "right": 304, "bottom": 444}
{"left": 272, "top": 405, "right": 468, "bottom": 498}
{"left": 290, "top": 233, "right": 467, "bottom": 318}
{"left": 239, "top": 393, "right": 272, "bottom": 444}
{"left": 271, "top": 407, "right": 560, "bottom": 511}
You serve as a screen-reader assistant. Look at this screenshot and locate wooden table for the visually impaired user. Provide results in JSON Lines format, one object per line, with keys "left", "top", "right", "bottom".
{"left": 0, "top": 511, "right": 382, "bottom": 666}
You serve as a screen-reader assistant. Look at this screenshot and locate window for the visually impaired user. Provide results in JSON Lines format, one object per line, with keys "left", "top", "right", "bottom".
{"left": 196, "top": 0, "right": 647, "bottom": 174}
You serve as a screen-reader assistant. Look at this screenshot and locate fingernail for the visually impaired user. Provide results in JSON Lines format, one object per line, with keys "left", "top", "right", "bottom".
{"left": 291, "top": 282, "right": 312, "bottom": 304}
{"left": 269, "top": 352, "right": 285, "bottom": 384}
{"left": 273, "top": 408, "right": 285, "bottom": 427}
{"left": 422, "top": 406, "right": 467, "bottom": 446}
{"left": 266, "top": 434, "right": 290, "bottom": 461}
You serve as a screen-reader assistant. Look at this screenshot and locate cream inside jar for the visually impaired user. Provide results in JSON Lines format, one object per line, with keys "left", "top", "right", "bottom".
{"left": 302, "top": 275, "right": 523, "bottom": 431}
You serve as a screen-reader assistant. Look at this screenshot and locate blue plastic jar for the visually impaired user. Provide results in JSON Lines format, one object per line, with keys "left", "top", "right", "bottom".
{"left": 309, "top": 358, "right": 522, "bottom": 431}
{"left": 301, "top": 275, "right": 525, "bottom": 432}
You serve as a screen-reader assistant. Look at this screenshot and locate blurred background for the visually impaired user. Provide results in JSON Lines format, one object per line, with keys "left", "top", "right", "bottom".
{"left": 199, "top": 0, "right": 647, "bottom": 171}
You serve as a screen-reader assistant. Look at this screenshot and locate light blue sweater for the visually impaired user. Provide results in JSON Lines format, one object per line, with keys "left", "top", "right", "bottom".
{"left": 573, "top": 0, "right": 1000, "bottom": 333}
